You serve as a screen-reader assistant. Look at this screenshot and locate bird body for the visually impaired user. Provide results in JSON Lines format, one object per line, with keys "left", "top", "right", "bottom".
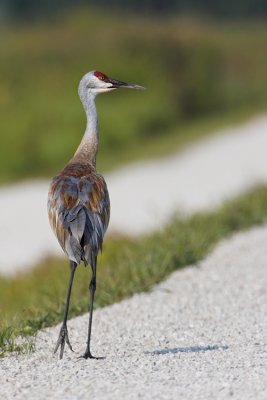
{"left": 48, "top": 161, "right": 110, "bottom": 267}
{"left": 47, "top": 70, "right": 144, "bottom": 359}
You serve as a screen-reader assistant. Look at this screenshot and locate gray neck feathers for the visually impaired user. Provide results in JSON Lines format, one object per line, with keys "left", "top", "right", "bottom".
{"left": 74, "top": 83, "right": 99, "bottom": 166}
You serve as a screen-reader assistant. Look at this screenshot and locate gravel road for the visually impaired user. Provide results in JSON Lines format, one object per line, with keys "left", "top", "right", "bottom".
{"left": 1, "top": 115, "right": 267, "bottom": 275}
{"left": 1, "top": 224, "right": 266, "bottom": 399}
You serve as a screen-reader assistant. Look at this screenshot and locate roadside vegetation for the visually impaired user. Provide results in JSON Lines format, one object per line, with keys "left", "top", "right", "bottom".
{"left": 1, "top": 7, "right": 267, "bottom": 183}
{"left": 1, "top": 185, "right": 267, "bottom": 356}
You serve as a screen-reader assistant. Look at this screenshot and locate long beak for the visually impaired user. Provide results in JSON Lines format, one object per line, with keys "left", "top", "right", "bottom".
{"left": 109, "top": 78, "right": 145, "bottom": 90}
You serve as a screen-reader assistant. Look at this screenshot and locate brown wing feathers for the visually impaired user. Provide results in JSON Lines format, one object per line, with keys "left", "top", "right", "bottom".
{"left": 48, "top": 162, "right": 110, "bottom": 266}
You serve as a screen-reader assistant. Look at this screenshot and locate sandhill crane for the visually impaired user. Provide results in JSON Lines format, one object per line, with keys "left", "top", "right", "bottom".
{"left": 47, "top": 70, "right": 144, "bottom": 359}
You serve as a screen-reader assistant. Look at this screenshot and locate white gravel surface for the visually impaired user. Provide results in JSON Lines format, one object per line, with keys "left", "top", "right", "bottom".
{"left": 1, "top": 224, "right": 267, "bottom": 400}
{"left": 1, "top": 115, "right": 267, "bottom": 275}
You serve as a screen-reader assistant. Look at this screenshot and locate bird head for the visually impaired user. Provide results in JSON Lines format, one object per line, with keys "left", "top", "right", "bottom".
{"left": 79, "top": 70, "right": 145, "bottom": 97}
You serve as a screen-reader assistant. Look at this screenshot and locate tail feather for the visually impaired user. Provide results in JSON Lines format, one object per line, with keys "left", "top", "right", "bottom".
{"left": 63, "top": 205, "right": 104, "bottom": 266}
{"left": 65, "top": 235, "right": 82, "bottom": 264}
{"left": 69, "top": 208, "right": 86, "bottom": 242}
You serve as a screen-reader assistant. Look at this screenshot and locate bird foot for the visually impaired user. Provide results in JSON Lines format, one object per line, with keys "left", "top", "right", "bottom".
{"left": 78, "top": 350, "right": 105, "bottom": 360}
{"left": 54, "top": 324, "right": 73, "bottom": 359}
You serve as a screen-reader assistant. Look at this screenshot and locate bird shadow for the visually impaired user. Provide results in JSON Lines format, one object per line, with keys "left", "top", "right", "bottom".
{"left": 145, "top": 344, "right": 228, "bottom": 356}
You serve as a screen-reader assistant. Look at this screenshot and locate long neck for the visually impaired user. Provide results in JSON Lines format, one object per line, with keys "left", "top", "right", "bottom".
{"left": 73, "top": 91, "right": 98, "bottom": 166}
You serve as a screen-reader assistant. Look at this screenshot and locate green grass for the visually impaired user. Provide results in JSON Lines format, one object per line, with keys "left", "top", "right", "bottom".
{"left": 1, "top": 185, "right": 267, "bottom": 356}
{"left": 1, "top": 8, "right": 267, "bottom": 183}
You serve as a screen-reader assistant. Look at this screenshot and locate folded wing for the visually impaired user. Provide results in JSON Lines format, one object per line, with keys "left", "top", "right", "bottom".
{"left": 48, "top": 167, "right": 110, "bottom": 266}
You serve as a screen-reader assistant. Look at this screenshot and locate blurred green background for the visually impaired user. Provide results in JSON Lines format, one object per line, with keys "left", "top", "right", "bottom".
{"left": 1, "top": 0, "right": 267, "bottom": 184}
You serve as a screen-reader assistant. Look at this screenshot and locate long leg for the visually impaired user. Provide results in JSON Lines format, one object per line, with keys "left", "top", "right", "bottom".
{"left": 81, "top": 256, "right": 98, "bottom": 359}
{"left": 54, "top": 260, "right": 77, "bottom": 359}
